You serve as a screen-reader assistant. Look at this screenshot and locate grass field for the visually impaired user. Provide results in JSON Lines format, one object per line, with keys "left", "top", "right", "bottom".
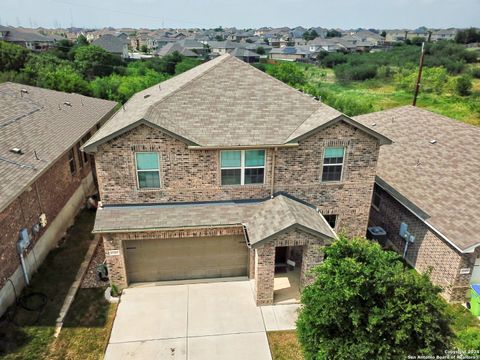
{"left": 0, "top": 210, "right": 116, "bottom": 360}
{"left": 263, "top": 59, "right": 480, "bottom": 126}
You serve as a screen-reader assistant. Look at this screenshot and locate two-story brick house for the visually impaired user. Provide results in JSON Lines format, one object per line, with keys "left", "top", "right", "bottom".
{"left": 83, "top": 54, "right": 391, "bottom": 305}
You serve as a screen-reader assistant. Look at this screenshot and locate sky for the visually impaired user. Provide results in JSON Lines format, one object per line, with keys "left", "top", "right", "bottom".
{"left": 0, "top": 0, "right": 479, "bottom": 30}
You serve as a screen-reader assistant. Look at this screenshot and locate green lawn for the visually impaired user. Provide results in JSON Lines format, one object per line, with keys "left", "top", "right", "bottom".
{"left": 0, "top": 210, "right": 115, "bottom": 360}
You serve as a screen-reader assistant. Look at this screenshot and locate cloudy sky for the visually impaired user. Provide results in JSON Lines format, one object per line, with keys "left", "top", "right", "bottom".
{"left": 1, "top": 0, "right": 479, "bottom": 29}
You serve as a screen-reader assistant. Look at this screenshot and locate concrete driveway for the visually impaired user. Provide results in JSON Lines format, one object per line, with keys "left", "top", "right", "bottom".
{"left": 104, "top": 280, "right": 298, "bottom": 360}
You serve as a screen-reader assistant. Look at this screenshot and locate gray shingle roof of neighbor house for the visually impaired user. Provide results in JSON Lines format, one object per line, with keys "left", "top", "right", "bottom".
{"left": 229, "top": 47, "right": 260, "bottom": 58}
{"left": 1, "top": 26, "right": 56, "bottom": 43}
{"left": 92, "top": 34, "right": 126, "bottom": 54}
{"left": 93, "top": 194, "right": 337, "bottom": 247}
{"left": 354, "top": 106, "right": 480, "bottom": 253}
{"left": 156, "top": 42, "right": 198, "bottom": 57}
{"left": 83, "top": 54, "right": 390, "bottom": 152}
{"left": 0, "top": 82, "right": 117, "bottom": 212}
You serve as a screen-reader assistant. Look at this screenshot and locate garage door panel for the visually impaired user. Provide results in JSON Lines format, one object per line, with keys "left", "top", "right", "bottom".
{"left": 125, "top": 235, "right": 248, "bottom": 283}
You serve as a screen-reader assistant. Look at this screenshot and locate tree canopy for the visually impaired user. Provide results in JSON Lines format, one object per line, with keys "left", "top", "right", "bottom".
{"left": 297, "top": 236, "right": 453, "bottom": 360}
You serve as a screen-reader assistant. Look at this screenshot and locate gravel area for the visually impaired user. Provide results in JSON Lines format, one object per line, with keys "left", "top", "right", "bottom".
{"left": 81, "top": 240, "right": 108, "bottom": 288}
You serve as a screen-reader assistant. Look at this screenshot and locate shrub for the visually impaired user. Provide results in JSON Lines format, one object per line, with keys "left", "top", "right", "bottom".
{"left": 456, "top": 76, "right": 473, "bottom": 96}
{"left": 265, "top": 62, "right": 306, "bottom": 86}
{"left": 297, "top": 236, "right": 453, "bottom": 360}
{"left": 334, "top": 63, "right": 377, "bottom": 82}
{"left": 321, "top": 52, "right": 347, "bottom": 68}
{"left": 471, "top": 68, "right": 480, "bottom": 79}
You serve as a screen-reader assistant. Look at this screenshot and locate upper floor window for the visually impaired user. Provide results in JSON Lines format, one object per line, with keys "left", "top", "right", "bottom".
{"left": 220, "top": 150, "right": 265, "bottom": 185}
{"left": 68, "top": 148, "right": 76, "bottom": 175}
{"left": 135, "top": 152, "right": 160, "bottom": 189}
{"left": 322, "top": 147, "right": 344, "bottom": 182}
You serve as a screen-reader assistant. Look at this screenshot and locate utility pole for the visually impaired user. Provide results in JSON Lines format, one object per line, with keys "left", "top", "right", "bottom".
{"left": 412, "top": 42, "right": 426, "bottom": 107}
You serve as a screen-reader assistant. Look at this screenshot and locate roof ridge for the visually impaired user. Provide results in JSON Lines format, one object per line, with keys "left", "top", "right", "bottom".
{"left": 284, "top": 105, "right": 336, "bottom": 143}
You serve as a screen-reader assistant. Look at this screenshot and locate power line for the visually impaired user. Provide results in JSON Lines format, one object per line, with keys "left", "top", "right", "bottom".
{"left": 49, "top": 0, "right": 207, "bottom": 27}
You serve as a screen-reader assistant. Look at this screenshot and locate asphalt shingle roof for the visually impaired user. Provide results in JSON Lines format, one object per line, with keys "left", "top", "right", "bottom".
{"left": 92, "top": 34, "right": 126, "bottom": 54}
{"left": 354, "top": 106, "right": 480, "bottom": 252}
{"left": 0, "top": 82, "right": 117, "bottom": 212}
{"left": 93, "top": 195, "right": 336, "bottom": 247}
{"left": 85, "top": 54, "right": 389, "bottom": 151}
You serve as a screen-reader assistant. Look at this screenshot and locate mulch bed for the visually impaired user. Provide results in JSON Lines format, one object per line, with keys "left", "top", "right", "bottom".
{"left": 80, "top": 240, "right": 108, "bottom": 289}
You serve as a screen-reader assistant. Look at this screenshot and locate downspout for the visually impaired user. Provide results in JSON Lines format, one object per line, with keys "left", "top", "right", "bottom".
{"left": 19, "top": 252, "right": 30, "bottom": 286}
{"left": 403, "top": 241, "right": 409, "bottom": 259}
{"left": 270, "top": 147, "right": 277, "bottom": 198}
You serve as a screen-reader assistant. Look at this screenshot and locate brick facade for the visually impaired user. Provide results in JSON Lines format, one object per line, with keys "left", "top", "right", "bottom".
{"left": 253, "top": 227, "right": 326, "bottom": 305}
{"left": 95, "top": 120, "right": 379, "bottom": 238}
{"left": 0, "top": 147, "right": 93, "bottom": 289}
{"left": 369, "top": 184, "right": 474, "bottom": 302}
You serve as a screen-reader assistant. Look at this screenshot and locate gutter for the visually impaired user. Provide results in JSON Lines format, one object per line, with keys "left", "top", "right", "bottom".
{"left": 375, "top": 177, "right": 476, "bottom": 254}
{"left": 92, "top": 223, "right": 244, "bottom": 234}
{"left": 187, "top": 143, "right": 299, "bottom": 150}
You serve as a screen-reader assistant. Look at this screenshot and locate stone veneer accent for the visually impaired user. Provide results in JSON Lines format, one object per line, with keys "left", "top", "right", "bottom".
{"left": 369, "top": 184, "right": 476, "bottom": 302}
{"left": 254, "top": 227, "right": 326, "bottom": 305}
{"left": 95, "top": 120, "right": 379, "bottom": 238}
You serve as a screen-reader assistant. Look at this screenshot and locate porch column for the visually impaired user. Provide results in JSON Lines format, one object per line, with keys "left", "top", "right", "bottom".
{"left": 254, "top": 244, "right": 275, "bottom": 305}
{"left": 300, "top": 243, "right": 324, "bottom": 289}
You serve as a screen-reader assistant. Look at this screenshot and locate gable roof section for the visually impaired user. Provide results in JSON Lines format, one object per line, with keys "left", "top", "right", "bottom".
{"left": 354, "top": 106, "right": 480, "bottom": 252}
{"left": 93, "top": 195, "right": 337, "bottom": 247}
{"left": 92, "top": 34, "right": 126, "bottom": 54}
{"left": 84, "top": 54, "right": 389, "bottom": 152}
{"left": 0, "top": 82, "right": 117, "bottom": 212}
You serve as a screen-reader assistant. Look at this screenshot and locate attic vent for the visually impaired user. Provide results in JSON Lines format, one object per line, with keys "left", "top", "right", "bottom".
{"left": 371, "top": 122, "right": 376, "bottom": 127}
{"left": 10, "top": 147, "right": 23, "bottom": 155}
{"left": 64, "top": 101, "right": 72, "bottom": 106}
{"left": 430, "top": 139, "right": 437, "bottom": 144}
{"left": 144, "top": 94, "right": 151, "bottom": 99}
{"left": 20, "top": 89, "right": 28, "bottom": 94}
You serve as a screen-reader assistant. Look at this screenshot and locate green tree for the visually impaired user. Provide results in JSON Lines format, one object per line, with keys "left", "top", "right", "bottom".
{"left": 76, "top": 34, "right": 89, "bottom": 46}
{"left": 140, "top": 44, "right": 149, "bottom": 53}
{"left": 0, "top": 41, "right": 29, "bottom": 71}
{"left": 215, "top": 34, "right": 224, "bottom": 41}
{"left": 326, "top": 29, "right": 342, "bottom": 38}
{"left": 297, "top": 236, "right": 453, "bottom": 360}
{"left": 456, "top": 75, "right": 473, "bottom": 96}
{"left": 381, "top": 30, "right": 387, "bottom": 38}
{"left": 303, "top": 29, "right": 319, "bottom": 41}
{"left": 73, "top": 45, "right": 123, "bottom": 79}
{"left": 36, "top": 65, "right": 90, "bottom": 94}
{"left": 255, "top": 46, "right": 265, "bottom": 55}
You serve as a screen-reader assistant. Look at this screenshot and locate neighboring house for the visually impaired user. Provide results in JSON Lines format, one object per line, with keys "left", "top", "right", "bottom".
{"left": 229, "top": 47, "right": 260, "bottom": 63}
{"left": 0, "top": 83, "right": 116, "bottom": 316}
{"left": 308, "top": 38, "right": 342, "bottom": 53}
{"left": 177, "top": 39, "right": 207, "bottom": 55}
{"left": 92, "top": 34, "right": 129, "bottom": 58}
{"left": 0, "top": 26, "right": 56, "bottom": 51}
{"left": 156, "top": 42, "right": 199, "bottom": 57}
{"left": 206, "top": 40, "right": 239, "bottom": 55}
{"left": 355, "top": 106, "right": 480, "bottom": 302}
{"left": 83, "top": 54, "right": 391, "bottom": 306}
{"left": 269, "top": 46, "right": 310, "bottom": 61}
{"left": 354, "top": 30, "right": 385, "bottom": 46}
{"left": 431, "top": 29, "right": 457, "bottom": 42}
{"left": 385, "top": 29, "right": 408, "bottom": 43}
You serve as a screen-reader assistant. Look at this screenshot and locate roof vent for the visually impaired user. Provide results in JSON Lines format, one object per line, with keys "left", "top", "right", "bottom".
{"left": 430, "top": 139, "right": 437, "bottom": 144}
{"left": 371, "top": 122, "right": 376, "bottom": 126}
{"left": 144, "top": 94, "right": 151, "bottom": 99}
{"left": 10, "top": 147, "right": 24, "bottom": 155}
{"left": 64, "top": 101, "right": 72, "bottom": 107}
{"left": 20, "top": 89, "right": 28, "bottom": 94}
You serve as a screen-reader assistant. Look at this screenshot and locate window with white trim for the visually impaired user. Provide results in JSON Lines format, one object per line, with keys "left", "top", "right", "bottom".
{"left": 321, "top": 147, "right": 345, "bottom": 182}
{"left": 220, "top": 150, "right": 265, "bottom": 185}
{"left": 135, "top": 152, "right": 160, "bottom": 189}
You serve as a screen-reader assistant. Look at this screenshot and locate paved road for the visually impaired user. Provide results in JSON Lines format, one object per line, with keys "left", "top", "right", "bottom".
{"left": 104, "top": 280, "right": 298, "bottom": 360}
